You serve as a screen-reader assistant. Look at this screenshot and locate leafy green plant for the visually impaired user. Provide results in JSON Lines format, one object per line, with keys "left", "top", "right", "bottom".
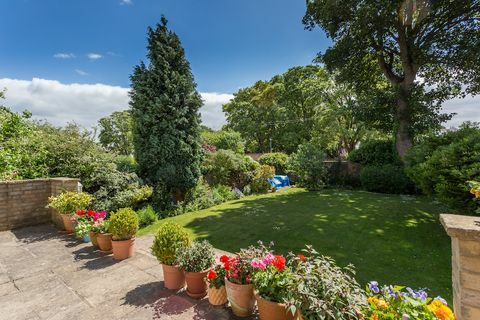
{"left": 151, "top": 222, "right": 191, "bottom": 265}
{"left": 47, "top": 191, "right": 91, "bottom": 215}
{"left": 349, "top": 140, "right": 400, "bottom": 166}
{"left": 136, "top": 205, "right": 158, "bottom": 228}
{"left": 289, "top": 142, "right": 327, "bottom": 191}
{"left": 360, "top": 165, "right": 415, "bottom": 194}
{"left": 258, "top": 152, "right": 289, "bottom": 175}
{"left": 251, "top": 165, "right": 275, "bottom": 194}
{"left": 251, "top": 253, "right": 293, "bottom": 303}
{"left": 74, "top": 219, "right": 91, "bottom": 237}
{"left": 108, "top": 208, "right": 138, "bottom": 240}
{"left": 201, "top": 129, "right": 245, "bottom": 154}
{"left": 177, "top": 240, "right": 215, "bottom": 272}
{"left": 286, "top": 246, "right": 365, "bottom": 319}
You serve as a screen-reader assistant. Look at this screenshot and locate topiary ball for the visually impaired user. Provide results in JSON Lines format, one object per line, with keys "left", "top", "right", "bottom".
{"left": 152, "top": 221, "right": 191, "bottom": 266}
{"left": 109, "top": 208, "right": 139, "bottom": 241}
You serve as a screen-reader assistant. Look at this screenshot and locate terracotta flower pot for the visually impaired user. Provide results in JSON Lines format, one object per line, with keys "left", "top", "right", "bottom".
{"left": 111, "top": 238, "right": 135, "bottom": 260}
{"left": 97, "top": 233, "right": 112, "bottom": 252}
{"left": 162, "top": 264, "right": 185, "bottom": 290}
{"left": 184, "top": 269, "right": 209, "bottom": 299}
{"left": 89, "top": 231, "right": 99, "bottom": 247}
{"left": 255, "top": 293, "right": 296, "bottom": 320}
{"left": 225, "top": 278, "right": 255, "bottom": 317}
{"left": 208, "top": 285, "right": 228, "bottom": 306}
{"left": 62, "top": 214, "right": 74, "bottom": 234}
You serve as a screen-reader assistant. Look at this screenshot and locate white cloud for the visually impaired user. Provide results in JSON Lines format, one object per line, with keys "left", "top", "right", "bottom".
{"left": 120, "top": 0, "right": 132, "bottom": 5}
{"left": 75, "top": 69, "right": 88, "bottom": 76}
{"left": 87, "top": 53, "right": 103, "bottom": 60}
{"left": 443, "top": 94, "right": 480, "bottom": 128}
{"left": 0, "top": 78, "right": 232, "bottom": 130}
{"left": 53, "top": 53, "right": 75, "bottom": 59}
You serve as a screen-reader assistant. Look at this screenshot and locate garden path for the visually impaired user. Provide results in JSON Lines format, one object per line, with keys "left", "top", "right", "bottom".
{"left": 0, "top": 224, "right": 257, "bottom": 320}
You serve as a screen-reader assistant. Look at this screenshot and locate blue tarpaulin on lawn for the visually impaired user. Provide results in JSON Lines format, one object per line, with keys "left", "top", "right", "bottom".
{"left": 269, "top": 175, "right": 290, "bottom": 189}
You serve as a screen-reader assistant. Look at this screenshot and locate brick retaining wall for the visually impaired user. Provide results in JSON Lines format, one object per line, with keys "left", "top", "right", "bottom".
{"left": 0, "top": 178, "right": 80, "bottom": 231}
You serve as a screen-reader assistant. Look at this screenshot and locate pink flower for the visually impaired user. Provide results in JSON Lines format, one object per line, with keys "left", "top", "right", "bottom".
{"left": 251, "top": 259, "right": 266, "bottom": 269}
{"left": 261, "top": 252, "right": 275, "bottom": 265}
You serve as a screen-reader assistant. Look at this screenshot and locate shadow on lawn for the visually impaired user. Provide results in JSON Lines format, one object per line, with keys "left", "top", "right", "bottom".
{"left": 183, "top": 189, "right": 452, "bottom": 299}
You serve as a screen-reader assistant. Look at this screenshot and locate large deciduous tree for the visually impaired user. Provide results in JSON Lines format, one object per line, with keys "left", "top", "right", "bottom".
{"left": 130, "top": 17, "right": 203, "bottom": 202}
{"left": 304, "top": 0, "right": 480, "bottom": 160}
{"left": 98, "top": 110, "right": 133, "bottom": 155}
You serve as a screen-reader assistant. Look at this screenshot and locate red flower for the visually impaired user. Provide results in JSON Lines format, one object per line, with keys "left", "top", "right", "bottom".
{"left": 297, "top": 254, "right": 306, "bottom": 262}
{"left": 76, "top": 210, "right": 86, "bottom": 216}
{"left": 87, "top": 209, "right": 95, "bottom": 217}
{"left": 220, "top": 255, "right": 229, "bottom": 263}
{"left": 207, "top": 270, "right": 217, "bottom": 280}
{"left": 272, "top": 255, "right": 286, "bottom": 272}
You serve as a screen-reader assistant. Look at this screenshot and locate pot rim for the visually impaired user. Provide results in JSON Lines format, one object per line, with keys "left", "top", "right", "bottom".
{"left": 112, "top": 236, "right": 136, "bottom": 242}
{"left": 254, "top": 291, "right": 287, "bottom": 307}
{"left": 184, "top": 268, "right": 211, "bottom": 275}
{"left": 225, "top": 277, "right": 254, "bottom": 288}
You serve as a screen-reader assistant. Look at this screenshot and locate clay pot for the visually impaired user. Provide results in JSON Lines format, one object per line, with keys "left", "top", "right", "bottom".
{"left": 89, "top": 231, "right": 99, "bottom": 247}
{"left": 208, "top": 285, "right": 228, "bottom": 306}
{"left": 62, "top": 214, "right": 74, "bottom": 234}
{"left": 97, "top": 233, "right": 112, "bottom": 252}
{"left": 184, "top": 269, "right": 209, "bottom": 299}
{"left": 111, "top": 238, "right": 135, "bottom": 260}
{"left": 162, "top": 264, "right": 185, "bottom": 290}
{"left": 255, "top": 293, "right": 296, "bottom": 320}
{"left": 225, "top": 278, "right": 255, "bottom": 317}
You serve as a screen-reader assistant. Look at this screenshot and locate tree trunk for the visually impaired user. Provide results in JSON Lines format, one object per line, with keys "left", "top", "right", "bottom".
{"left": 395, "top": 90, "right": 413, "bottom": 162}
{"left": 173, "top": 189, "right": 185, "bottom": 203}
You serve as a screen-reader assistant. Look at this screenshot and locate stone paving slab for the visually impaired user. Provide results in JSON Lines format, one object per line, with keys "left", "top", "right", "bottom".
{"left": 0, "top": 224, "right": 258, "bottom": 320}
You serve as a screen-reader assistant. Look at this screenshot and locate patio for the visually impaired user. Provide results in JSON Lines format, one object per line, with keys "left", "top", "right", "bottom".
{"left": 0, "top": 224, "right": 256, "bottom": 320}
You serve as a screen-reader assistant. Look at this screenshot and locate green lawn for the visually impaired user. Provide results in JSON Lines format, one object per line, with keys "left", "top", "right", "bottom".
{"left": 140, "top": 187, "right": 452, "bottom": 301}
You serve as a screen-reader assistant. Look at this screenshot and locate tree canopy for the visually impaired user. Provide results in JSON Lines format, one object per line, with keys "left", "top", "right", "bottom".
{"left": 130, "top": 16, "right": 203, "bottom": 201}
{"left": 98, "top": 110, "right": 133, "bottom": 155}
{"left": 304, "top": 0, "right": 480, "bottom": 160}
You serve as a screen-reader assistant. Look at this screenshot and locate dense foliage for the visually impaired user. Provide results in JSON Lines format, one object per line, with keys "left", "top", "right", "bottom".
{"left": 151, "top": 221, "right": 191, "bottom": 265}
{"left": 47, "top": 192, "right": 91, "bottom": 215}
{"left": 289, "top": 142, "right": 327, "bottom": 191}
{"left": 406, "top": 124, "right": 480, "bottom": 212}
{"left": 348, "top": 140, "right": 400, "bottom": 166}
{"left": 177, "top": 240, "right": 215, "bottom": 272}
{"left": 136, "top": 205, "right": 158, "bottom": 228}
{"left": 108, "top": 208, "right": 139, "bottom": 240}
{"left": 130, "top": 16, "right": 203, "bottom": 202}
{"left": 98, "top": 110, "right": 133, "bottom": 155}
{"left": 201, "top": 129, "right": 245, "bottom": 154}
{"left": 360, "top": 164, "right": 414, "bottom": 195}
{"left": 258, "top": 152, "right": 289, "bottom": 175}
{"left": 304, "top": 0, "right": 480, "bottom": 160}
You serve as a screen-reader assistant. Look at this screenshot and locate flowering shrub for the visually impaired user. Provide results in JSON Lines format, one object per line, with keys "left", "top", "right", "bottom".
{"left": 221, "top": 241, "right": 272, "bottom": 285}
{"left": 286, "top": 245, "right": 365, "bottom": 319}
{"left": 469, "top": 181, "right": 480, "bottom": 213}
{"left": 362, "top": 282, "right": 455, "bottom": 320}
{"left": 206, "top": 264, "right": 226, "bottom": 289}
{"left": 47, "top": 191, "right": 91, "bottom": 215}
{"left": 251, "top": 252, "right": 293, "bottom": 303}
{"left": 74, "top": 219, "right": 91, "bottom": 237}
{"left": 177, "top": 240, "right": 215, "bottom": 273}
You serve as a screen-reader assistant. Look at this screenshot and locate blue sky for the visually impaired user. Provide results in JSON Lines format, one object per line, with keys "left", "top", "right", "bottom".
{"left": 1, "top": 0, "right": 327, "bottom": 93}
{"left": 0, "top": 0, "right": 477, "bottom": 129}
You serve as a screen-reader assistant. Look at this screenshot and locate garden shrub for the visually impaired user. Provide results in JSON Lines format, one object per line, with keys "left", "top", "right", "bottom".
{"left": 360, "top": 164, "right": 414, "bottom": 194}
{"left": 177, "top": 240, "right": 215, "bottom": 272}
{"left": 109, "top": 208, "right": 139, "bottom": 240}
{"left": 47, "top": 191, "right": 92, "bottom": 214}
{"left": 201, "top": 129, "right": 245, "bottom": 154}
{"left": 349, "top": 139, "right": 400, "bottom": 165}
{"left": 405, "top": 123, "right": 480, "bottom": 212}
{"left": 289, "top": 142, "right": 327, "bottom": 191}
{"left": 151, "top": 221, "right": 191, "bottom": 265}
{"left": 182, "top": 177, "right": 216, "bottom": 212}
{"left": 212, "top": 184, "right": 238, "bottom": 203}
{"left": 258, "top": 152, "right": 289, "bottom": 175}
{"left": 327, "top": 161, "right": 361, "bottom": 188}
{"left": 115, "top": 155, "right": 138, "bottom": 173}
{"left": 251, "top": 165, "right": 275, "bottom": 193}
{"left": 203, "top": 150, "right": 258, "bottom": 188}
{"left": 136, "top": 205, "right": 158, "bottom": 228}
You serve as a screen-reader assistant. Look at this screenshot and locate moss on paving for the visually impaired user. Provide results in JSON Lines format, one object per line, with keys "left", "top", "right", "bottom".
{"left": 139, "top": 188, "right": 452, "bottom": 301}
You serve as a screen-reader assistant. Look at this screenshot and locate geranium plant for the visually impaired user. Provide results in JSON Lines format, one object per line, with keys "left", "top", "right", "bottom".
{"left": 221, "top": 241, "right": 272, "bottom": 285}
{"left": 177, "top": 240, "right": 215, "bottom": 272}
{"left": 251, "top": 252, "right": 293, "bottom": 303}
{"left": 362, "top": 282, "right": 455, "bottom": 320}
{"left": 206, "top": 264, "right": 226, "bottom": 289}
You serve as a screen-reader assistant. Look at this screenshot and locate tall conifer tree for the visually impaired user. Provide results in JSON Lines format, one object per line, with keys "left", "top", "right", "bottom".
{"left": 130, "top": 16, "right": 203, "bottom": 202}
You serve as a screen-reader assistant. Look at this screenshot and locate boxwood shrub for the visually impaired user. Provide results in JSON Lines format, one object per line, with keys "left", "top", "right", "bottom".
{"left": 360, "top": 164, "right": 415, "bottom": 194}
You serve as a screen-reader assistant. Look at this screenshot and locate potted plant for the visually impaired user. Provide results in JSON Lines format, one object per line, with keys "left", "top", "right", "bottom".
{"left": 151, "top": 222, "right": 191, "bottom": 290}
{"left": 223, "top": 241, "right": 271, "bottom": 317}
{"left": 75, "top": 218, "right": 92, "bottom": 243}
{"left": 108, "top": 208, "right": 138, "bottom": 260}
{"left": 286, "top": 245, "right": 365, "bottom": 319}
{"left": 95, "top": 218, "right": 112, "bottom": 252}
{"left": 251, "top": 253, "right": 296, "bottom": 320}
{"left": 177, "top": 240, "right": 215, "bottom": 299}
{"left": 90, "top": 211, "right": 107, "bottom": 248}
{"left": 47, "top": 191, "right": 91, "bottom": 233}
{"left": 206, "top": 264, "right": 228, "bottom": 306}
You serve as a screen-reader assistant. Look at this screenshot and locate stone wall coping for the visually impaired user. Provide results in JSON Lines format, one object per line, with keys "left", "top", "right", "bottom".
{"left": 0, "top": 177, "right": 80, "bottom": 184}
{"left": 440, "top": 214, "right": 480, "bottom": 241}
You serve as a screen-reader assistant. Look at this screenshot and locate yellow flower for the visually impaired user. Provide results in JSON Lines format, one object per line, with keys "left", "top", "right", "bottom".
{"left": 427, "top": 300, "right": 455, "bottom": 320}
{"left": 376, "top": 298, "right": 388, "bottom": 309}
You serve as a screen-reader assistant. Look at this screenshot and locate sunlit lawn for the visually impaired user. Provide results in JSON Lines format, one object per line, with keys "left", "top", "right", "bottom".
{"left": 140, "top": 187, "right": 452, "bottom": 301}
